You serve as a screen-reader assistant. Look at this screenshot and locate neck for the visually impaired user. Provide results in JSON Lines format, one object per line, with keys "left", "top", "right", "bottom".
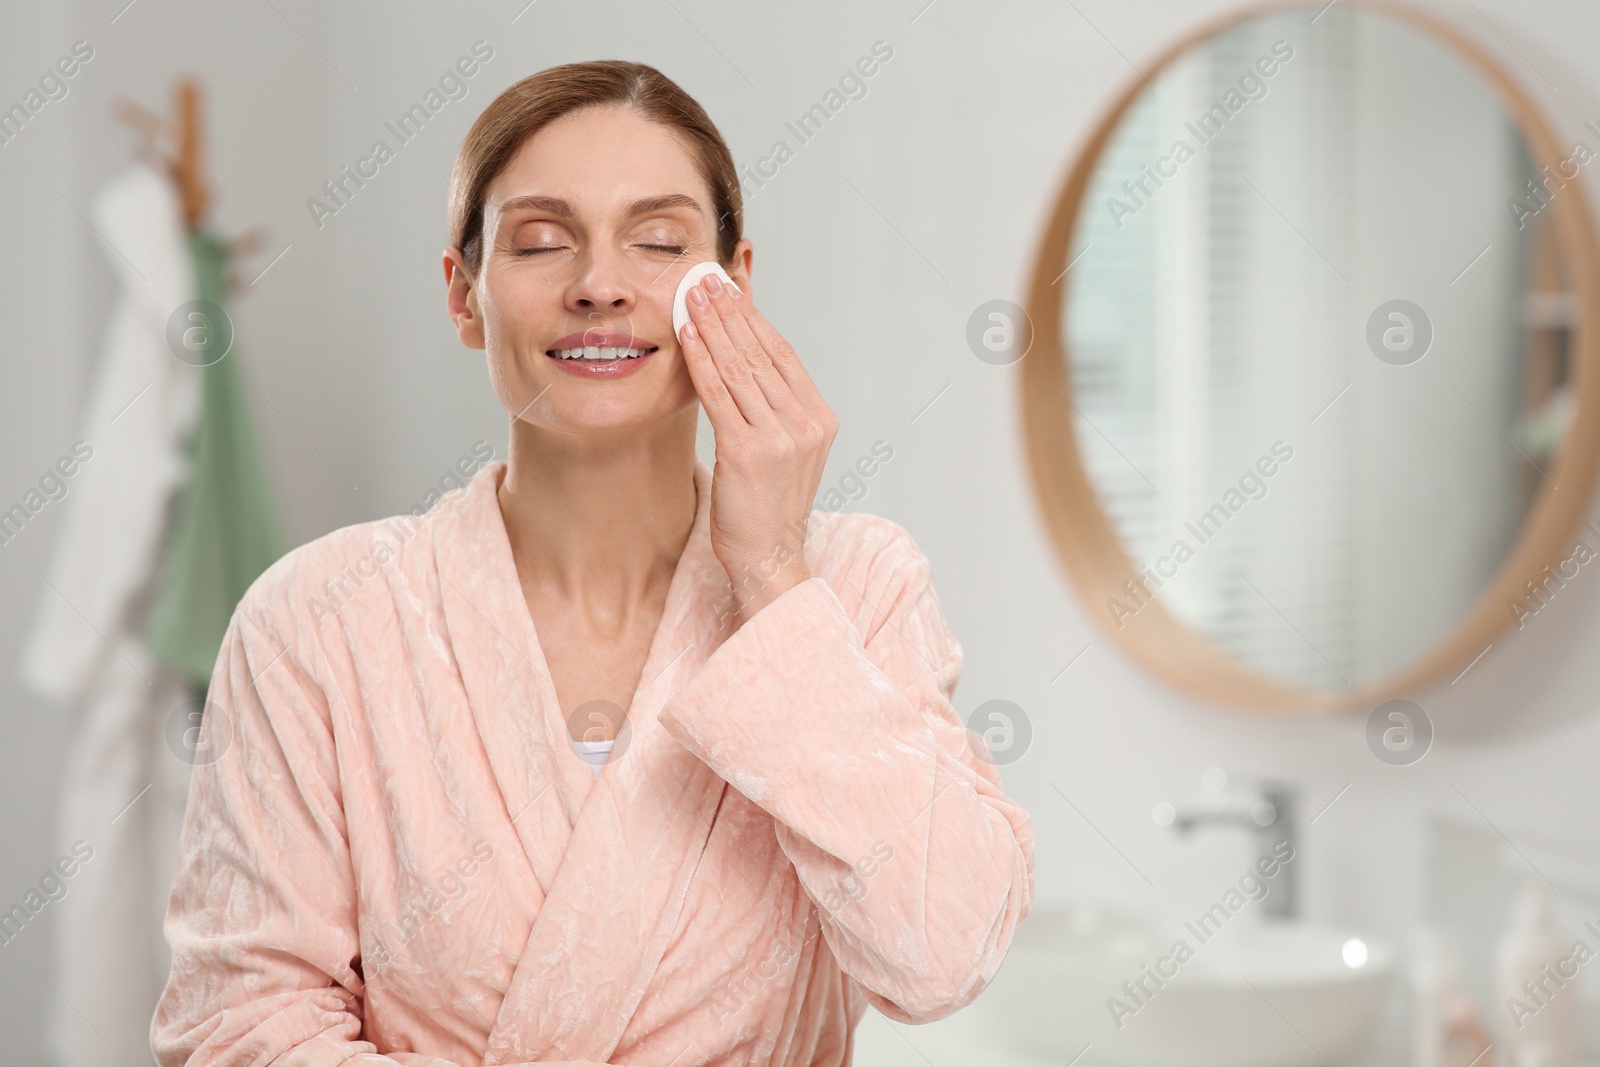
{"left": 496, "top": 412, "right": 700, "bottom": 621}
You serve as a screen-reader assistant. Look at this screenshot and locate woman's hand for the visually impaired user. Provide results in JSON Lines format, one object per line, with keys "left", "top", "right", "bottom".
{"left": 679, "top": 272, "right": 838, "bottom": 624}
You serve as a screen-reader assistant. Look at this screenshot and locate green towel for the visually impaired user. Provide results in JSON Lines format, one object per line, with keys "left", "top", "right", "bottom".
{"left": 144, "top": 228, "right": 288, "bottom": 693}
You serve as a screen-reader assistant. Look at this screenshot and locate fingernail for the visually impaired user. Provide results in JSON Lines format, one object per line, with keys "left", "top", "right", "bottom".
{"left": 688, "top": 286, "right": 708, "bottom": 307}
{"left": 728, "top": 281, "right": 744, "bottom": 299}
{"left": 704, "top": 274, "right": 724, "bottom": 296}
{"left": 681, "top": 322, "right": 698, "bottom": 341}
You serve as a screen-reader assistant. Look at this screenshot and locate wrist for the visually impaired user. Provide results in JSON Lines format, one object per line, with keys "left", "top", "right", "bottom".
{"left": 729, "top": 563, "right": 814, "bottom": 625}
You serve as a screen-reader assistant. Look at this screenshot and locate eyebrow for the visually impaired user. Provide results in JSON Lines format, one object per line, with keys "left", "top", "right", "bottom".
{"left": 497, "top": 193, "right": 703, "bottom": 222}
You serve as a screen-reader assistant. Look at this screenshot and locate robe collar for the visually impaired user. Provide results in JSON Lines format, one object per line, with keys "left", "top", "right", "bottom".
{"left": 432, "top": 455, "right": 736, "bottom": 1062}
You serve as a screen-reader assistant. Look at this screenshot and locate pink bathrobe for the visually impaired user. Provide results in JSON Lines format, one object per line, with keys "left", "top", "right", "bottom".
{"left": 150, "top": 457, "right": 1034, "bottom": 1066}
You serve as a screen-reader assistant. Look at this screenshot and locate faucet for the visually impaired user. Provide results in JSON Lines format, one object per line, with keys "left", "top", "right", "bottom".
{"left": 1153, "top": 769, "right": 1299, "bottom": 920}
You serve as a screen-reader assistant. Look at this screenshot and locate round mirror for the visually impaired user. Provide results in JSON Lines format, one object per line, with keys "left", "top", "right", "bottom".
{"left": 1022, "top": 2, "right": 1600, "bottom": 711}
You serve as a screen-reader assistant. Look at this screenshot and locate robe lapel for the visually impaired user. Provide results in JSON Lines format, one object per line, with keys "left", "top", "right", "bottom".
{"left": 437, "top": 458, "right": 739, "bottom": 1064}
{"left": 434, "top": 460, "right": 585, "bottom": 895}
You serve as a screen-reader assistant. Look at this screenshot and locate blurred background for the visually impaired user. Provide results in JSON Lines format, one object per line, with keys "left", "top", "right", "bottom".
{"left": 5, "top": 1, "right": 1600, "bottom": 1065}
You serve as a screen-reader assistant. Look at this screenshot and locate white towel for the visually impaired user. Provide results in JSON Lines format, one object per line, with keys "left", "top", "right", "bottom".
{"left": 18, "top": 162, "right": 199, "bottom": 705}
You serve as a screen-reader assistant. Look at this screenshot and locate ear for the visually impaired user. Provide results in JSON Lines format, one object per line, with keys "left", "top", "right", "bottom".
{"left": 443, "top": 246, "right": 485, "bottom": 350}
{"left": 727, "top": 238, "right": 753, "bottom": 297}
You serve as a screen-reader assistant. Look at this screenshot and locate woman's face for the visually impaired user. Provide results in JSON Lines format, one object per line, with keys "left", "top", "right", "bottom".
{"left": 445, "top": 105, "right": 751, "bottom": 437}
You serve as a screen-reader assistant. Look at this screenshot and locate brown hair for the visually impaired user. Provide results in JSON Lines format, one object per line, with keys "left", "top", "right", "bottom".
{"left": 448, "top": 60, "right": 743, "bottom": 276}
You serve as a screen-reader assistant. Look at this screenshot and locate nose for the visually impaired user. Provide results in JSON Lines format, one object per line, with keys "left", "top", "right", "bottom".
{"left": 564, "top": 246, "right": 635, "bottom": 316}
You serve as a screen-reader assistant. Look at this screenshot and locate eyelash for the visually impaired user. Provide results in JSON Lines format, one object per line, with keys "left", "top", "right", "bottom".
{"left": 512, "top": 243, "right": 686, "bottom": 257}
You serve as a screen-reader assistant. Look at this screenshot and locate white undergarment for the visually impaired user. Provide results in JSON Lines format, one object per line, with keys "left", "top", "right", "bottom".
{"left": 573, "top": 738, "right": 615, "bottom": 774}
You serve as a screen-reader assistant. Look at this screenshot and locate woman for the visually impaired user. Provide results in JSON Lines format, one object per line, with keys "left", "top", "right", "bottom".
{"left": 151, "top": 60, "right": 1034, "bottom": 1067}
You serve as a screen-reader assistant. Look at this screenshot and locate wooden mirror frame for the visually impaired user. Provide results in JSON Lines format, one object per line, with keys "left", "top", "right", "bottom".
{"left": 1021, "top": 0, "right": 1600, "bottom": 714}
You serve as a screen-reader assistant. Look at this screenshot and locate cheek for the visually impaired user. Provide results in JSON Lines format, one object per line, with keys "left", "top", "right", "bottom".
{"left": 477, "top": 272, "right": 557, "bottom": 354}
{"left": 481, "top": 348, "right": 517, "bottom": 410}
{"left": 474, "top": 299, "right": 537, "bottom": 404}
{"left": 643, "top": 278, "right": 678, "bottom": 337}
{"left": 662, "top": 342, "right": 690, "bottom": 382}
{"left": 664, "top": 345, "right": 701, "bottom": 403}
{"left": 474, "top": 278, "right": 518, "bottom": 344}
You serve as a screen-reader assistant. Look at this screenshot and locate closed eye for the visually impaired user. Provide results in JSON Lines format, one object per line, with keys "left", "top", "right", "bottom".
{"left": 514, "top": 244, "right": 683, "bottom": 256}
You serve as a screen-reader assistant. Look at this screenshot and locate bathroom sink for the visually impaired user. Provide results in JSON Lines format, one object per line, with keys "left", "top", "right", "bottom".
{"left": 978, "top": 904, "right": 1393, "bottom": 1067}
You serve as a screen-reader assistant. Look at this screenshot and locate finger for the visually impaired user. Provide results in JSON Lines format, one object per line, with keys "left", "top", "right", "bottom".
{"left": 703, "top": 277, "right": 796, "bottom": 413}
{"left": 725, "top": 288, "right": 829, "bottom": 413}
{"left": 687, "top": 282, "right": 777, "bottom": 428}
{"left": 679, "top": 319, "right": 749, "bottom": 431}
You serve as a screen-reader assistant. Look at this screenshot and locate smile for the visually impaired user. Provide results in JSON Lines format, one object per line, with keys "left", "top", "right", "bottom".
{"left": 548, "top": 346, "right": 654, "bottom": 361}
{"left": 544, "top": 329, "right": 660, "bottom": 366}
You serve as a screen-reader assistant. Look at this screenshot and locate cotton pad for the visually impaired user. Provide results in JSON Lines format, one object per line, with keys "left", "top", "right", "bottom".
{"left": 672, "top": 261, "right": 740, "bottom": 340}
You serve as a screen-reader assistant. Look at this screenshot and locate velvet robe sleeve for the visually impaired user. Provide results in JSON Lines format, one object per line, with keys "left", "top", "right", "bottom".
{"left": 149, "top": 599, "right": 609, "bottom": 1067}
{"left": 657, "top": 520, "right": 1036, "bottom": 1024}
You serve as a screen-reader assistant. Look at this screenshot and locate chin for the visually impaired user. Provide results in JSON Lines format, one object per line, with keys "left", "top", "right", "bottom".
{"left": 528, "top": 386, "right": 697, "bottom": 435}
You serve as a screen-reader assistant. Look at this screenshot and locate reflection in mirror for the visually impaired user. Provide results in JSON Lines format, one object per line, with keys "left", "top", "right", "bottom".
{"left": 1063, "top": 8, "right": 1573, "bottom": 691}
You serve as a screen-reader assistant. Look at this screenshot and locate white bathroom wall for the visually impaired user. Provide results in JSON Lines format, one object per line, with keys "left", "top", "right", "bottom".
{"left": 0, "top": 0, "right": 87, "bottom": 1055}
{"left": 4, "top": 0, "right": 1600, "bottom": 1062}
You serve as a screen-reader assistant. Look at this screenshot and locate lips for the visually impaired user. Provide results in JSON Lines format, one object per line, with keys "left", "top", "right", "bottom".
{"left": 546, "top": 329, "right": 658, "bottom": 357}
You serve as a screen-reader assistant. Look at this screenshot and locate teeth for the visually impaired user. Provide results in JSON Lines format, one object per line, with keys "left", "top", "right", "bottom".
{"left": 552, "top": 346, "right": 650, "bottom": 361}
